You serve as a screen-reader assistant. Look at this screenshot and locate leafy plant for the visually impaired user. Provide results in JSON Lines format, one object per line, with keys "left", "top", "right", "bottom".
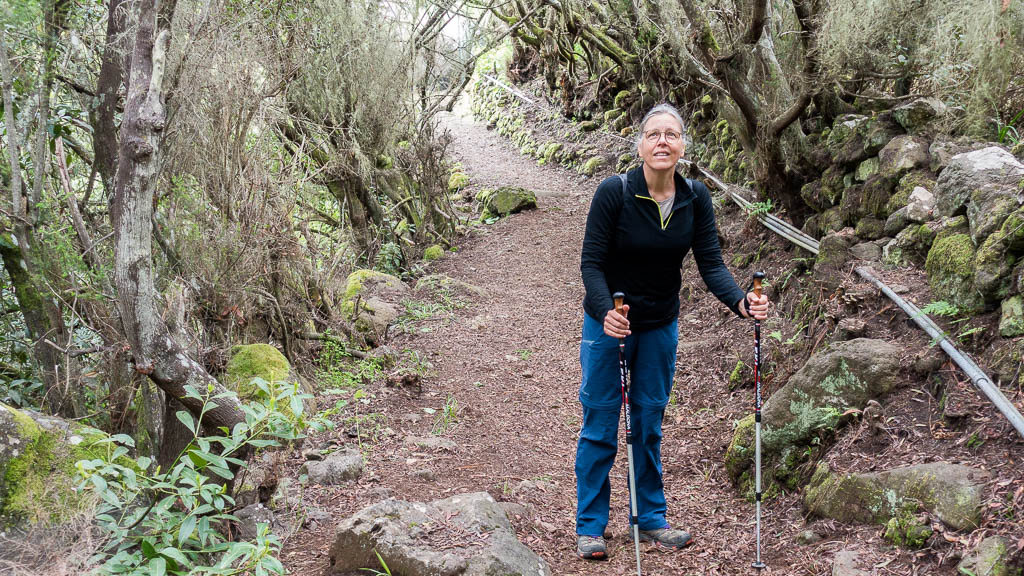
{"left": 997, "top": 107, "right": 1024, "bottom": 144}
{"left": 360, "top": 550, "right": 393, "bottom": 575}
{"left": 918, "top": 301, "right": 983, "bottom": 344}
{"left": 1, "top": 377, "right": 44, "bottom": 409}
{"left": 431, "top": 394, "right": 459, "bottom": 435}
{"left": 747, "top": 199, "right": 774, "bottom": 218}
{"left": 77, "top": 383, "right": 317, "bottom": 575}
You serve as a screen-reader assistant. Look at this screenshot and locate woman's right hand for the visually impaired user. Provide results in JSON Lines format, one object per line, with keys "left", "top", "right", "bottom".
{"left": 604, "top": 304, "right": 631, "bottom": 339}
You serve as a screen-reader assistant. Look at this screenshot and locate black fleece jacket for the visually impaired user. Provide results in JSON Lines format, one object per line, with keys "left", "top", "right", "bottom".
{"left": 580, "top": 166, "right": 746, "bottom": 331}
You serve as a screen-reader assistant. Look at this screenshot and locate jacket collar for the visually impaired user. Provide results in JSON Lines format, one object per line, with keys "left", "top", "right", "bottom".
{"left": 632, "top": 165, "right": 696, "bottom": 210}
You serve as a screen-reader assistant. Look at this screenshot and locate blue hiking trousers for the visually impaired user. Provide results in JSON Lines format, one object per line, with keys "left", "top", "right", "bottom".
{"left": 575, "top": 312, "right": 678, "bottom": 537}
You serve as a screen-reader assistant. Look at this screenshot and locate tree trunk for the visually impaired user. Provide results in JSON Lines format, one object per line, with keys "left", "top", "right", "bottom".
{"left": 112, "top": 0, "right": 245, "bottom": 436}
{"left": 91, "top": 0, "right": 128, "bottom": 197}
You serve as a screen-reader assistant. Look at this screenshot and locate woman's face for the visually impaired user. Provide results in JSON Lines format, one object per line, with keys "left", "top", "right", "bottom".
{"left": 638, "top": 113, "right": 685, "bottom": 172}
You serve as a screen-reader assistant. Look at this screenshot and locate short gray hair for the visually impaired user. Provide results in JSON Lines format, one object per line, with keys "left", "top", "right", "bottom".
{"left": 635, "top": 103, "right": 687, "bottom": 150}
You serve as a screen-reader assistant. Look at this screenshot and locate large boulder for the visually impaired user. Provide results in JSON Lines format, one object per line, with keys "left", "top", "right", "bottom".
{"left": 725, "top": 339, "right": 903, "bottom": 491}
{"left": 0, "top": 403, "right": 133, "bottom": 529}
{"left": 342, "top": 270, "right": 411, "bottom": 343}
{"left": 934, "top": 147, "right": 1024, "bottom": 219}
{"left": 327, "top": 492, "right": 550, "bottom": 576}
{"left": 805, "top": 462, "right": 989, "bottom": 531}
{"left": 878, "top": 136, "right": 930, "bottom": 179}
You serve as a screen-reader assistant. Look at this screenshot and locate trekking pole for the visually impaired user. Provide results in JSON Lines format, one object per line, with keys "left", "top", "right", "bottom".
{"left": 750, "top": 272, "right": 767, "bottom": 571}
{"left": 612, "top": 292, "right": 642, "bottom": 576}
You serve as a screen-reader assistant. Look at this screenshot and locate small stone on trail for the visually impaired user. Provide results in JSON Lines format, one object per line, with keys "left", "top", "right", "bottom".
{"left": 302, "top": 447, "right": 323, "bottom": 461}
{"left": 303, "top": 507, "right": 333, "bottom": 527}
{"left": 832, "top": 549, "right": 870, "bottom": 576}
{"left": 413, "top": 468, "right": 436, "bottom": 481}
{"left": 403, "top": 434, "right": 458, "bottom": 452}
{"left": 300, "top": 446, "right": 363, "bottom": 485}
{"left": 795, "top": 529, "right": 822, "bottom": 545}
{"left": 522, "top": 371, "right": 533, "bottom": 378}
{"left": 400, "top": 412, "right": 423, "bottom": 424}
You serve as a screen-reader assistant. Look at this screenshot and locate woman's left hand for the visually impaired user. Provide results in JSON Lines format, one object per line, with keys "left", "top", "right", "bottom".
{"left": 740, "top": 292, "right": 769, "bottom": 320}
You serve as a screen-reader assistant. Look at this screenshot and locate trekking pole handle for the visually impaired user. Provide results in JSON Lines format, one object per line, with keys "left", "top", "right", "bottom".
{"left": 752, "top": 271, "right": 766, "bottom": 298}
{"left": 613, "top": 292, "right": 625, "bottom": 315}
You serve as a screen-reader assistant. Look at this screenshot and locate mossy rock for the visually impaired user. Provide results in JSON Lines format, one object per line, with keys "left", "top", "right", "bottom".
{"left": 616, "top": 153, "right": 636, "bottom": 173}
{"left": 890, "top": 170, "right": 937, "bottom": 214}
{"left": 805, "top": 461, "right": 988, "bottom": 531}
{"left": 423, "top": 244, "right": 444, "bottom": 262}
{"left": 225, "top": 343, "right": 291, "bottom": 400}
{"left": 726, "top": 339, "right": 902, "bottom": 491}
{"left": 975, "top": 232, "right": 1016, "bottom": 302}
{"left": 827, "top": 115, "right": 869, "bottom": 153}
{"left": 925, "top": 234, "right": 984, "bottom": 314}
{"left": 883, "top": 510, "right": 933, "bottom": 549}
{"left": 481, "top": 186, "right": 538, "bottom": 217}
{"left": 613, "top": 90, "right": 632, "bottom": 110}
{"left": 603, "top": 109, "right": 622, "bottom": 123}
{"left": 342, "top": 269, "right": 410, "bottom": 341}
{"left": 1000, "top": 296, "right": 1024, "bottom": 338}
{"left": 0, "top": 403, "right": 136, "bottom": 527}
{"left": 542, "top": 142, "right": 564, "bottom": 165}
{"left": 582, "top": 156, "right": 606, "bottom": 176}
{"left": 967, "top": 188, "right": 1020, "bottom": 245}
{"left": 578, "top": 120, "right": 599, "bottom": 132}
{"left": 854, "top": 217, "right": 885, "bottom": 240}
{"left": 958, "top": 536, "right": 1022, "bottom": 576}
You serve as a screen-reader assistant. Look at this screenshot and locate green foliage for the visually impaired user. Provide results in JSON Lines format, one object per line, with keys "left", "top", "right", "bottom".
{"left": 997, "top": 108, "right": 1024, "bottom": 145}
{"left": 918, "top": 301, "right": 984, "bottom": 344}
{"left": 819, "top": 0, "right": 1024, "bottom": 131}
{"left": 317, "top": 338, "right": 386, "bottom": 390}
{"left": 360, "top": 550, "right": 393, "bottom": 575}
{"left": 747, "top": 199, "right": 774, "bottom": 218}
{"left": 374, "top": 242, "right": 405, "bottom": 277}
{"left": 77, "top": 382, "right": 320, "bottom": 575}
{"left": 431, "top": 394, "right": 459, "bottom": 436}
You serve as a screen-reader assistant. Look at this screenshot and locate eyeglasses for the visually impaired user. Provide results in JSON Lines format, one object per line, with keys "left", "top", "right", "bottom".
{"left": 643, "top": 129, "right": 682, "bottom": 144}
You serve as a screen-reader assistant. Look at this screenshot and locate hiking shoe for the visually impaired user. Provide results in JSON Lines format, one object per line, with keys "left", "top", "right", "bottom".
{"left": 576, "top": 535, "right": 607, "bottom": 559}
{"left": 630, "top": 527, "right": 694, "bottom": 549}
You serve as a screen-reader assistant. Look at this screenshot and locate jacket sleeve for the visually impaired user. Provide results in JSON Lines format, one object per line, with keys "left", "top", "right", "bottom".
{"left": 580, "top": 178, "right": 621, "bottom": 318}
{"left": 689, "top": 181, "right": 746, "bottom": 317}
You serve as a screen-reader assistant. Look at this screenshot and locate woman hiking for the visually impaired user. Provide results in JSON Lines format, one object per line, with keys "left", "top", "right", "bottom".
{"left": 575, "top": 103, "right": 770, "bottom": 560}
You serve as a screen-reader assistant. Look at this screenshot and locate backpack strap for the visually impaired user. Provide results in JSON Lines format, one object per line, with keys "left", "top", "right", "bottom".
{"left": 618, "top": 173, "right": 628, "bottom": 202}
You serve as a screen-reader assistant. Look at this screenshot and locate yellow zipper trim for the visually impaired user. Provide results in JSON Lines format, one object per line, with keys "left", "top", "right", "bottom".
{"left": 636, "top": 195, "right": 672, "bottom": 230}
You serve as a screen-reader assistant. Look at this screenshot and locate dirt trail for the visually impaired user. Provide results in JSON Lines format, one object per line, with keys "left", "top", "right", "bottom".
{"left": 279, "top": 103, "right": 972, "bottom": 575}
